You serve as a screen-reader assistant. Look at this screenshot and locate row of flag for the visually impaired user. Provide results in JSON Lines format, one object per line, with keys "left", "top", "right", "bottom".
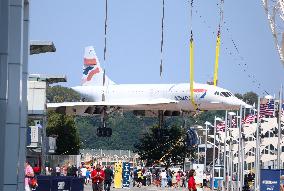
{"left": 216, "top": 100, "right": 284, "bottom": 132}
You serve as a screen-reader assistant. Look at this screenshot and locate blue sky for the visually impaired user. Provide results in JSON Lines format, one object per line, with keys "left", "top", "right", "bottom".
{"left": 29, "top": 0, "right": 284, "bottom": 96}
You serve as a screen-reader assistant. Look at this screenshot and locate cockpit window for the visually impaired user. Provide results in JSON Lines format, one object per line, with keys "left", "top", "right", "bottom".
{"left": 214, "top": 91, "right": 220, "bottom": 95}
{"left": 221, "top": 92, "right": 230, "bottom": 97}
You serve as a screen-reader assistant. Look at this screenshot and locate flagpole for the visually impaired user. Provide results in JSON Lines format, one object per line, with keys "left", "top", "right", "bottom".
{"left": 223, "top": 110, "right": 228, "bottom": 190}
{"left": 212, "top": 116, "right": 217, "bottom": 191}
{"left": 237, "top": 110, "right": 241, "bottom": 191}
{"left": 239, "top": 106, "right": 244, "bottom": 190}
{"left": 277, "top": 85, "right": 283, "bottom": 169}
{"left": 255, "top": 96, "right": 261, "bottom": 191}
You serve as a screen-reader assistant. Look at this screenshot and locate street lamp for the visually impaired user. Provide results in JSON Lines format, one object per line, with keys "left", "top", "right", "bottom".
{"left": 204, "top": 121, "right": 213, "bottom": 172}
{"left": 195, "top": 125, "right": 203, "bottom": 164}
{"left": 227, "top": 112, "right": 236, "bottom": 191}
{"left": 212, "top": 117, "right": 223, "bottom": 190}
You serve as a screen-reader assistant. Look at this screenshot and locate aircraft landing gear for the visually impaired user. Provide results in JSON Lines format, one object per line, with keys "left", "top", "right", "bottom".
{"left": 158, "top": 110, "right": 164, "bottom": 129}
{"left": 96, "top": 107, "right": 112, "bottom": 137}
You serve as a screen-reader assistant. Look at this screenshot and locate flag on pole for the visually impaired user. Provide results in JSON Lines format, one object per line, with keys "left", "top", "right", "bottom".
{"left": 244, "top": 114, "right": 256, "bottom": 124}
{"left": 217, "top": 122, "right": 225, "bottom": 132}
{"left": 231, "top": 117, "right": 237, "bottom": 128}
{"left": 265, "top": 99, "right": 275, "bottom": 116}
{"left": 259, "top": 98, "right": 275, "bottom": 117}
{"left": 259, "top": 103, "right": 267, "bottom": 117}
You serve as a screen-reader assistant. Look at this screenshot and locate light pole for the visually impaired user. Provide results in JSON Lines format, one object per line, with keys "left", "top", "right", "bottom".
{"left": 228, "top": 111, "right": 236, "bottom": 191}
{"left": 223, "top": 110, "right": 228, "bottom": 191}
{"left": 277, "top": 85, "right": 283, "bottom": 169}
{"left": 204, "top": 121, "right": 213, "bottom": 173}
{"left": 195, "top": 125, "right": 203, "bottom": 164}
{"left": 236, "top": 108, "right": 244, "bottom": 191}
{"left": 212, "top": 117, "right": 223, "bottom": 191}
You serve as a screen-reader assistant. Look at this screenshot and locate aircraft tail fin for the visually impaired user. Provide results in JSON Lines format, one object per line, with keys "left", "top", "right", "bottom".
{"left": 81, "top": 46, "right": 115, "bottom": 86}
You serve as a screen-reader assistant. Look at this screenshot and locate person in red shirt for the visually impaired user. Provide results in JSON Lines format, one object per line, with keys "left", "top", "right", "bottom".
{"left": 33, "top": 164, "right": 41, "bottom": 176}
{"left": 91, "top": 164, "right": 105, "bottom": 191}
{"left": 188, "top": 169, "right": 197, "bottom": 191}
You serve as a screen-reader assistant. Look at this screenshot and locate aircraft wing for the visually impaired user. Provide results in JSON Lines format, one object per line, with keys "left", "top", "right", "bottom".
{"left": 47, "top": 98, "right": 179, "bottom": 115}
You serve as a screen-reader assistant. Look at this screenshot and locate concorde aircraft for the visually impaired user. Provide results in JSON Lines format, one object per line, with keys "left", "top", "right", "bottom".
{"left": 47, "top": 46, "right": 251, "bottom": 134}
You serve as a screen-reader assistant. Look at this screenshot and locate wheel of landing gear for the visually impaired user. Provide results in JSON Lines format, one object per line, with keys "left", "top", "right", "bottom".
{"left": 106, "top": 128, "right": 112, "bottom": 137}
{"left": 97, "top": 128, "right": 103, "bottom": 137}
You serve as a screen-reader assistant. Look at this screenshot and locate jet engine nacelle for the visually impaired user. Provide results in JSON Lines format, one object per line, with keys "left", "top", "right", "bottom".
{"left": 164, "top": 110, "right": 181, "bottom": 116}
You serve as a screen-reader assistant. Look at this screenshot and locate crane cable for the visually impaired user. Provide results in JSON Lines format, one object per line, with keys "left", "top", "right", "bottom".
{"left": 102, "top": 0, "right": 108, "bottom": 101}
{"left": 189, "top": 0, "right": 198, "bottom": 111}
{"left": 160, "top": 0, "right": 165, "bottom": 77}
{"left": 213, "top": 0, "right": 224, "bottom": 86}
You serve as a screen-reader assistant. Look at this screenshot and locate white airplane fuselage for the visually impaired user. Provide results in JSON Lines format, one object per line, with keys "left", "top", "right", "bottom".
{"left": 72, "top": 82, "right": 248, "bottom": 111}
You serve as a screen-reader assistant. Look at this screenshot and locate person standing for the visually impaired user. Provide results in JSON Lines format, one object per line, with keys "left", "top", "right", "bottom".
{"left": 188, "top": 169, "right": 197, "bottom": 191}
{"left": 25, "top": 161, "right": 35, "bottom": 191}
{"left": 33, "top": 164, "right": 41, "bottom": 176}
{"left": 132, "top": 168, "right": 138, "bottom": 187}
{"left": 91, "top": 164, "right": 105, "bottom": 191}
{"left": 137, "top": 169, "right": 143, "bottom": 188}
{"left": 172, "top": 171, "right": 177, "bottom": 188}
{"left": 104, "top": 166, "right": 113, "bottom": 191}
{"left": 160, "top": 169, "right": 167, "bottom": 188}
{"left": 56, "top": 164, "right": 61, "bottom": 176}
{"left": 86, "top": 168, "right": 91, "bottom": 184}
{"left": 80, "top": 165, "right": 87, "bottom": 184}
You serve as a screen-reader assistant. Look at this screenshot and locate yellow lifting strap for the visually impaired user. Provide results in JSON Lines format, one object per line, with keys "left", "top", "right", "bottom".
{"left": 213, "top": 30, "right": 221, "bottom": 86}
{"left": 189, "top": 33, "right": 198, "bottom": 110}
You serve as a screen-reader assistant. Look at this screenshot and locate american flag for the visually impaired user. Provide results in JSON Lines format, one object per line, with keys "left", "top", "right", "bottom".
{"left": 231, "top": 116, "right": 238, "bottom": 128}
{"left": 259, "top": 99, "right": 275, "bottom": 117}
{"left": 266, "top": 99, "right": 275, "bottom": 116}
{"left": 259, "top": 103, "right": 267, "bottom": 117}
{"left": 217, "top": 122, "right": 226, "bottom": 132}
{"left": 244, "top": 114, "right": 256, "bottom": 124}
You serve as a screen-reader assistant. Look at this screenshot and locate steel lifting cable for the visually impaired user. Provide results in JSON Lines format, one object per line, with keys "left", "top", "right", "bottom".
{"left": 194, "top": 4, "right": 269, "bottom": 95}
{"left": 213, "top": 0, "right": 224, "bottom": 86}
{"left": 104, "top": 0, "right": 108, "bottom": 62}
{"left": 160, "top": 0, "right": 165, "bottom": 77}
{"left": 102, "top": 0, "right": 108, "bottom": 101}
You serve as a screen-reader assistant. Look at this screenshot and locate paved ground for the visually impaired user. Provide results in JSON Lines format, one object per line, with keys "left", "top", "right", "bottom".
{"left": 84, "top": 183, "right": 189, "bottom": 191}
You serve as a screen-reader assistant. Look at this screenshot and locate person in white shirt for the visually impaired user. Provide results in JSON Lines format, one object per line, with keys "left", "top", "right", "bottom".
{"left": 160, "top": 170, "right": 167, "bottom": 188}
{"left": 56, "top": 165, "right": 61, "bottom": 176}
{"left": 80, "top": 166, "right": 88, "bottom": 184}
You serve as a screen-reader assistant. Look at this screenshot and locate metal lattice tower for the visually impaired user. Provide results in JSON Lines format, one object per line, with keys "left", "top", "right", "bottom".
{"left": 262, "top": 0, "right": 284, "bottom": 67}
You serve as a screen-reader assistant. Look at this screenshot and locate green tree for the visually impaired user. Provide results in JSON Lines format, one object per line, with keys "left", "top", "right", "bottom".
{"left": 47, "top": 85, "right": 80, "bottom": 103}
{"left": 134, "top": 125, "right": 193, "bottom": 167}
{"left": 234, "top": 93, "right": 243, "bottom": 100}
{"left": 243, "top": 91, "right": 258, "bottom": 106}
{"left": 47, "top": 111, "right": 80, "bottom": 155}
{"left": 46, "top": 85, "right": 81, "bottom": 155}
{"left": 76, "top": 112, "right": 149, "bottom": 150}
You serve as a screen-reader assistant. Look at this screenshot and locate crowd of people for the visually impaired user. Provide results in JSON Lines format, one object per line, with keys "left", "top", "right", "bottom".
{"left": 25, "top": 161, "right": 204, "bottom": 191}
{"left": 131, "top": 167, "right": 202, "bottom": 190}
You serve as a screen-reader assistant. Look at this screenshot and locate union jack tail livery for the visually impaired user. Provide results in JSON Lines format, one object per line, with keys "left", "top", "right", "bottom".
{"left": 82, "top": 46, "right": 115, "bottom": 86}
